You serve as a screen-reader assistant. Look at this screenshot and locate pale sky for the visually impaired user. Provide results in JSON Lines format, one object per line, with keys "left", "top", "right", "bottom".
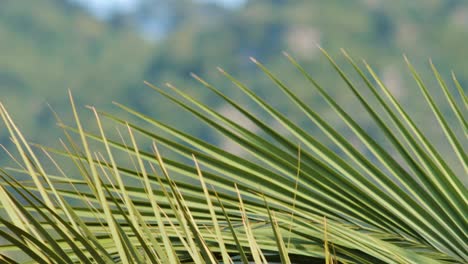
{"left": 71, "top": 0, "right": 246, "bottom": 18}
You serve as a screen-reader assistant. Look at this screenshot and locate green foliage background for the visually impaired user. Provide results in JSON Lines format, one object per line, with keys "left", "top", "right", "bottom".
{"left": 1, "top": 0, "right": 467, "bottom": 170}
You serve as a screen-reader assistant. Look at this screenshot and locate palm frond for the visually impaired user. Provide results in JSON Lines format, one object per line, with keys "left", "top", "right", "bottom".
{"left": 0, "top": 51, "right": 466, "bottom": 263}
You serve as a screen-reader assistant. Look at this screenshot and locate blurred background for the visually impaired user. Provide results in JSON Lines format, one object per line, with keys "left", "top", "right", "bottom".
{"left": 0, "top": 0, "right": 467, "bottom": 168}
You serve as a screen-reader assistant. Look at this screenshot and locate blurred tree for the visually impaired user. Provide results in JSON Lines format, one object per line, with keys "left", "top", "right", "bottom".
{"left": 0, "top": 0, "right": 152, "bottom": 164}
{"left": 1, "top": 0, "right": 467, "bottom": 167}
{"left": 370, "top": 8, "right": 395, "bottom": 45}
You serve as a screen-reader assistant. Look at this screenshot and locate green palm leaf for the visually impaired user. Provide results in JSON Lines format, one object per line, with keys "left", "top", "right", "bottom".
{"left": 0, "top": 51, "right": 466, "bottom": 263}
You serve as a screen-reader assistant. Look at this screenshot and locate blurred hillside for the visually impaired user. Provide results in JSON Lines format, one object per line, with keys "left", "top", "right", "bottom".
{"left": 1, "top": 0, "right": 467, "bottom": 167}
{"left": 0, "top": 0, "right": 152, "bottom": 157}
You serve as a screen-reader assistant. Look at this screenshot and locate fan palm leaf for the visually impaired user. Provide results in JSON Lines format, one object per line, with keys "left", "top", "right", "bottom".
{"left": 0, "top": 50, "right": 466, "bottom": 263}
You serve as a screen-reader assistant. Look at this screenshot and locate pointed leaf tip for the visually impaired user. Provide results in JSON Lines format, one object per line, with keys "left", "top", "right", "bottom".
{"left": 249, "top": 57, "right": 259, "bottom": 64}
{"left": 68, "top": 89, "right": 74, "bottom": 100}
{"left": 191, "top": 73, "right": 200, "bottom": 81}
{"left": 451, "top": 71, "right": 456, "bottom": 78}
{"left": 166, "top": 83, "right": 178, "bottom": 91}
{"left": 403, "top": 54, "right": 411, "bottom": 64}
{"left": 191, "top": 73, "right": 209, "bottom": 86}
{"left": 340, "top": 48, "right": 351, "bottom": 58}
